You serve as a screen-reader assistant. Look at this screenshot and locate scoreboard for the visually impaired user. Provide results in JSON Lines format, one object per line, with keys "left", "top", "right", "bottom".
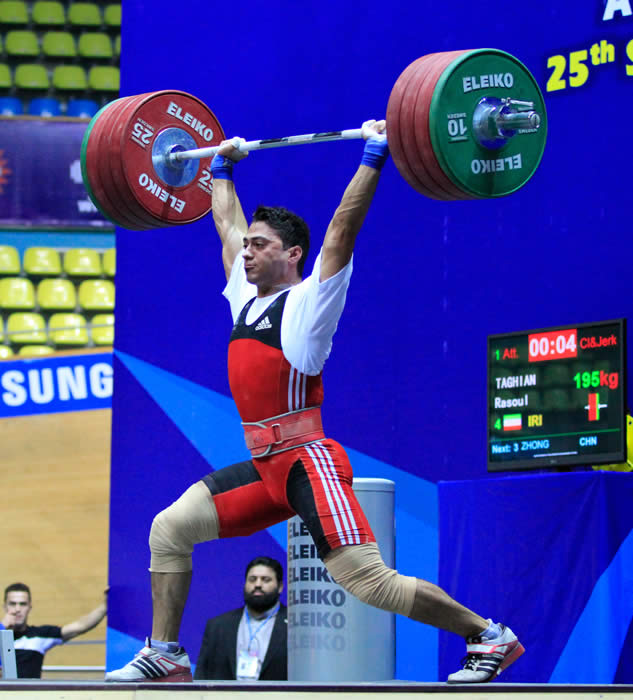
{"left": 488, "top": 319, "right": 627, "bottom": 471}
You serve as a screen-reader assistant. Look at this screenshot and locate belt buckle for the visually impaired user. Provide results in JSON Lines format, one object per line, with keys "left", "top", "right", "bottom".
{"left": 271, "top": 423, "right": 282, "bottom": 444}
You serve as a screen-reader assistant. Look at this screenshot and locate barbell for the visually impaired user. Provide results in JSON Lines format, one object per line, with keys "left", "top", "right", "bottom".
{"left": 80, "top": 48, "right": 547, "bottom": 230}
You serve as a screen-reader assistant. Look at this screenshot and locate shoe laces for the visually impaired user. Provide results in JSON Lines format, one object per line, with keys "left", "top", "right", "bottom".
{"left": 461, "top": 653, "right": 484, "bottom": 671}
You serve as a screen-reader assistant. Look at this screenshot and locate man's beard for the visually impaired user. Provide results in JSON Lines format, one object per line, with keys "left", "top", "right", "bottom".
{"left": 244, "top": 589, "right": 280, "bottom": 613}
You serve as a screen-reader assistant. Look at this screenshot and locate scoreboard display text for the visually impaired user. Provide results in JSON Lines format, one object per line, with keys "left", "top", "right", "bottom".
{"left": 487, "top": 319, "right": 627, "bottom": 471}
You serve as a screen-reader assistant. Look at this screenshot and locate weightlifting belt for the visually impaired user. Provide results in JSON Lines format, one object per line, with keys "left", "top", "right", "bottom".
{"left": 242, "top": 406, "right": 324, "bottom": 458}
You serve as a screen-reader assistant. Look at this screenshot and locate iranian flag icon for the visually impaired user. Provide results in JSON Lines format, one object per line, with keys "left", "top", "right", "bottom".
{"left": 503, "top": 414, "right": 522, "bottom": 431}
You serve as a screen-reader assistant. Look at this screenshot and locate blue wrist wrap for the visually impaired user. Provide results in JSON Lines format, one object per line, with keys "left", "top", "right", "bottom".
{"left": 210, "top": 154, "right": 235, "bottom": 180}
{"left": 361, "top": 136, "right": 389, "bottom": 170}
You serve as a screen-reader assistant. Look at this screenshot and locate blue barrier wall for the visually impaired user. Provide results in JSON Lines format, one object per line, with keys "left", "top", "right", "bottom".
{"left": 108, "top": 0, "right": 632, "bottom": 680}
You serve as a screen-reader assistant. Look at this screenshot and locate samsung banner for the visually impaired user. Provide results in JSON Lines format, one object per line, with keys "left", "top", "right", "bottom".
{"left": 0, "top": 352, "right": 113, "bottom": 418}
{"left": 0, "top": 117, "right": 112, "bottom": 230}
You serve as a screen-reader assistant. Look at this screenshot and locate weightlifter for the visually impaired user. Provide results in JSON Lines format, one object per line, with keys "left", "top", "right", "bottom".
{"left": 106, "top": 120, "right": 524, "bottom": 684}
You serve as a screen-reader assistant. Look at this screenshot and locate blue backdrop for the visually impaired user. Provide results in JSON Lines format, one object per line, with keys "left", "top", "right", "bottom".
{"left": 107, "top": 0, "right": 632, "bottom": 681}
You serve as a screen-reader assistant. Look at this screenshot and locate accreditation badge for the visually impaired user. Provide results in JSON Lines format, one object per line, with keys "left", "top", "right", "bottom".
{"left": 236, "top": 650, "right": 260, "bottom": 680}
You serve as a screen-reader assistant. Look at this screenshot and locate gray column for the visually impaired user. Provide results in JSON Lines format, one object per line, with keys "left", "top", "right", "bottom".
{"left": 0, "top": 629, "right": 17, "bottom": 680}
{"left": 287, "top": 477, "right": 395, "bottom": 681}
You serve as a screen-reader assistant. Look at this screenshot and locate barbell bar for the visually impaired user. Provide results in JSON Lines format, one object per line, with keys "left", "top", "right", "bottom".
{"left": 81, "top": 48, "right": 547, "bottom": 230}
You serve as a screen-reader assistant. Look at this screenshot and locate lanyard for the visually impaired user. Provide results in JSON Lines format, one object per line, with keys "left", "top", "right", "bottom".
{"left": 245, "top": 603, "right": 280, "bottom": 652}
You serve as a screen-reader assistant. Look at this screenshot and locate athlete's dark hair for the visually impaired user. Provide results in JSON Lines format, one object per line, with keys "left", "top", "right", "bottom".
{"left": 4, "top": 582, "right": 31, "bottom": 603}
{"left": 245, "top": 556, "right": 284, "bottom": 585}
{"left": 252, "top": 205, "right": 310, "bottom": 276}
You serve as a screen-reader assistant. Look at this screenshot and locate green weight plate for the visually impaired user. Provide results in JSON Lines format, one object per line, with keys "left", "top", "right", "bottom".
{"left": 429, "top": 48, "right": 547, "bottom": 198}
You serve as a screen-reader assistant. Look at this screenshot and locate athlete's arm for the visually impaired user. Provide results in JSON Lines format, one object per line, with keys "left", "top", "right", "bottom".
{"left": 60, "top": 591, "right": 107, "bottom": 641}
{"left": 319, "top": 120, "right": 388, "bottom": 282}
{"left": 211, "top": 140, "right": 249, "bottom": 281}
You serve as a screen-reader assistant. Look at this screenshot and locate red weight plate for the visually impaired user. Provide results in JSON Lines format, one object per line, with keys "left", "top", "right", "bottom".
{"left": 84, "top": 96, "right": 153, "bottom": 230}
{"left": 94, "top": 94, "right": 159, "bottom": 229}
{"left": 102, "top": 92, "right": 168, "bottom": 228}
{"left": 411, "top": 51, "right": 475, "bottom": 199}
{"left": 83, "top": 97, "right": 142, "bottom": 229}
{"left": 398, "top": 53, "right": 459, "bottom": 200}
{"left": 119, "top": 91, "right": 225, "bottom": 226}
{"left": 402, "top": 51, "right": 470, "bottom": 200}
{"left": 386, "top": 55, "right": 443, "bottom": 199}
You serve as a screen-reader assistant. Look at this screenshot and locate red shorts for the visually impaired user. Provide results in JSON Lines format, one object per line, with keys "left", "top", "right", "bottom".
{"left": 201, "top": 438, "right": 376, "bottom": 559}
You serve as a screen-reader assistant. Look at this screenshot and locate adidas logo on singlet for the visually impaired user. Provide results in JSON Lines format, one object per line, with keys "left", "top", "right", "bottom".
{"left": 255, "top": 316, "right": 272, "bottom": 331}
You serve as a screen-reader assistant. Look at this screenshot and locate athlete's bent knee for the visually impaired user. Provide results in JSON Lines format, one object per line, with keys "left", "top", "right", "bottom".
{"left": 149, "top": 481, "right": 220, "bottom": 573}
{"left": 324, "top": 542, "right": 416, "bottom": 616}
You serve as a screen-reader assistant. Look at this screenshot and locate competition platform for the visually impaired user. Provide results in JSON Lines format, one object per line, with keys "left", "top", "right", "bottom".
{"left": 0, "top": 680, "right": 632, "bottom": 700}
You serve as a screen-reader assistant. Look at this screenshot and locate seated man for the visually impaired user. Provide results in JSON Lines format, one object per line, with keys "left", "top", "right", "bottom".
{"left": 1, "top": 582, "right": 107, "bottom": 678}
{"left": 194, "top": 556, "right": 286, "bottom": 681}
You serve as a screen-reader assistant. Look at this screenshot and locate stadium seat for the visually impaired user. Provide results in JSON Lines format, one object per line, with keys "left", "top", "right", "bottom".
{"left": 88, "top": 65, "right": 119, "bottom": 92}
{"left": 18, "top": 344, "right": 51, "bottom": 356}
{"left": 28, "top": 96, "right": 62, "bottom": 116}
{"left": 0, "top": 277, "right": 35, "bottom": 310}
{"left": 0, "top": 96, "right": 23, "bottom": 114}
{"left": 7, "top": 312, "right": 47, "bottom": 344}
{"left": 5, "top": 30, "right": 40, "bottom": 59}
{"left": 23, "top": 246, "right": 62, "bottom": 276}
{"left": 0, "top": 245, "right": 20, "bottom": 275}
{"left": 114, "top": 34, "right": 120, "bottom": 58}
{"left": 0, "top": 1, "right": 29, "bottom": 26}
{"left": 14, "top": 63, "right": 50, "bottom": 90}
{"left": 0, "top": 344, "right": 14, "bottom": 358}
{"left": 103, "top": 4, "right": 121, "bottom": 29}
{"left": 0, "top": 64, "right": 12, "bottom": 89}
{"left": 49, "top": 312, "right": 89, "bottom": 346}
{"left": 78, "top": 32, "right": 113, "bottom": 60}
{"left": 90, "top": 313, "right": 114, "bottom": 345}
{"left": 31, "top": 1, "right": 66, "bottom": 27}
{"left": 37, "top": 278, "right": 77, "bottom": 311}
{"left": 0, "top": 315, "right": 3, "bottom": 341}
{"left": 78, "top": 279, "right": 114, "bottom": 311}
{"left": 64, "top": 248, "right": 102, "bottom": 277}
{"left": 41, "top": 31, "right": 77, "bottom": 59}
{"left": 52, "top": 65, "right": 88, "bottom": 91}
{"left": 102, "top": 248, "right": 116, "bottom": 277}
{"left": 66, "top": 98, "right": 98, "bottom": 117}
{"left": 67, "top": 2, "right": 102, "bottom": 28}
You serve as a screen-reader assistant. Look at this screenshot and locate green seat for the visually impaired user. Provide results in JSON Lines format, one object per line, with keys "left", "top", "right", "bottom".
{"left": 88, "top": 65, "right": 119, "bottom": 92}
{"left": 102, "top": 248, "right": 116, "bottom": 277}
{"left": 23, "top": 246, "right": 62, "bottom": 276}
{"left": 90, "top": 313, "right": 114, "bottom": 345}
{"left": 14, "top": 63, "right": 50, "bottom": 90}
{"left": 78, "top": 32, "right": 113, "bottom": 60}
{"left": 0, "top": 277, "right": 35, "bottom": 310}
{"left": 0, "top": 1, "right": 29, "bottom": 26}
{"left": 52, "top": 65, "right": 87, "bottom": 91}
{"left": 0, "top": 245, "right": 21, "bottom": 275}
{"left": 78, "top": 279, "right": 114, "bottom": 311}
{"left": 18, "top": 344, "right": 52, "bottom": 356}
{"left": 114, "top": 34, "right": 120, "bottom": 58}
{"left": 31, "top": 1, "right": 66, "bottom": 26}
{"left": 49, "top": 312, "right": 89, "bottom": 346}
{"left": 41, "top": 31, "right": 77, "bottom": 59}
{"left": 0, "top": 344, "right": 14, "bottom": 358}
{"left": 67, "top": 2, "right": 102, "bottom": 28}
{"left": 103, "top": 4, "right": 121, "bottom": 28}
{"left": 5, "top": 30, "right": 40, "bottom": 58}
{"left": 64, "top": 248, "right": 102, "bottom": 277}
{"left": 37, "top": 278, "right": 77, "bottom": 311}
{"left": 7, "top": 311, "right": 47, "bottom": 344}
{"left": 0, "top": 64, "right": 11, "bottom": 89}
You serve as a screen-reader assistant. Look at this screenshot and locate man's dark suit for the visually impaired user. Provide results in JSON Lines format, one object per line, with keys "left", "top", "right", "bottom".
{"left": 194, "top": 605, "right": 287, "bottom": 680}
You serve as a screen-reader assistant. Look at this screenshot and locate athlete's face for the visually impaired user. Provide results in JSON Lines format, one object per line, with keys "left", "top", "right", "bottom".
{"left": 3, "top": 591, "right": 31, "bottom": 631}
{"left": 242, "top": 221, "right": 301, "bottom": 295}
